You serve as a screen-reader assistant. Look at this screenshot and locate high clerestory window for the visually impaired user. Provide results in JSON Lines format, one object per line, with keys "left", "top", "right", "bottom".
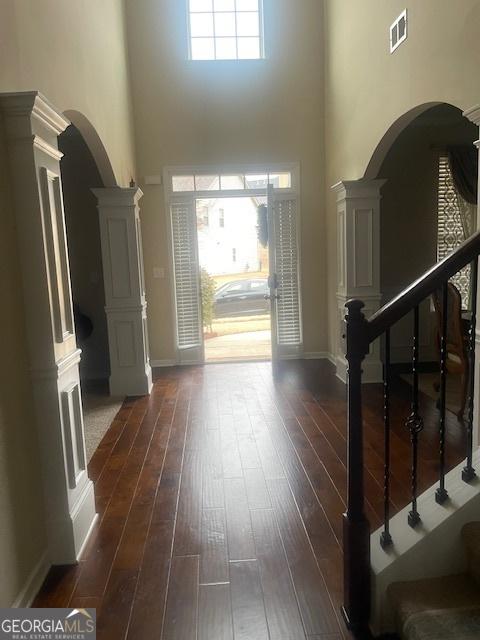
{"left": 188, "top": 0, "right": 264, "bottom": 61}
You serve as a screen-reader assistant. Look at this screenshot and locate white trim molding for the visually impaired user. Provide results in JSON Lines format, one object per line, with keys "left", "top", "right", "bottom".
{"left": 12, "top": 551, "right": 50, "bottom": 608}
{"left": 0, "top": 91, "right": 96, "bottom": 565}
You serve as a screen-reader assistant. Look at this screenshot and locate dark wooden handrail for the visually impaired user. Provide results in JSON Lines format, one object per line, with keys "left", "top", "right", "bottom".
{"left": 368, "top": 229, "right": 480, "bottom": 342}
{"left": 342, "top": 228, "right": 480, "bottom": 637}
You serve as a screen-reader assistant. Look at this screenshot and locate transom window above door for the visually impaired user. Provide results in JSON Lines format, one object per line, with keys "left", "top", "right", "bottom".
{"left": 170, "top": 171, "right": 293, "bottom": 193}
{"left": 188, "top": 0, "right": 264, "bottom": 61}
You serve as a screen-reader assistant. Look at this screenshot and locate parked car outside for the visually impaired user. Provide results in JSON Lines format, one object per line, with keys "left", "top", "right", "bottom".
{"left": 214, "top": 278, "right": 270, "bottom": 318}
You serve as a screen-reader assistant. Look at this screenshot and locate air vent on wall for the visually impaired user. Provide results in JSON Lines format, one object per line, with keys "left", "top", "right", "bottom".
{"left": 390, "top": 9, "right": 407, "bottom": 53}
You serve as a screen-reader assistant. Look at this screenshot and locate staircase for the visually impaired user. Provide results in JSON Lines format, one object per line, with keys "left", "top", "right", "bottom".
{"left": 341, "top": 230, "right": 480, "bottom": 638}
{"left": 388, "top": 522, "right": 480, "bottom": 639}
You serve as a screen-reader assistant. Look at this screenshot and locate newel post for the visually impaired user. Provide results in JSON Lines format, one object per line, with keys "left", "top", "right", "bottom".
{"left": 342, "top": 299, "right": 371, "bottom": 636}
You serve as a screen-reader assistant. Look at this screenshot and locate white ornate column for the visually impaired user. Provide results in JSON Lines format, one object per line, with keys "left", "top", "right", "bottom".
{"left": 463, "top": 105, "right": 480, "bottom": 448}
{"left": 333, "top": 179, "right": 386, "bottom": 383}
{"left": 93, "top": 188, "right": 152, "bottom": 397}
{"left": 0, "top": 92, "right": 96, "bottom": 563}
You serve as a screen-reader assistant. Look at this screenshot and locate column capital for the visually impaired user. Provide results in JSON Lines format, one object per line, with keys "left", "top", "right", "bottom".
{"left": 0, "top": 90, "right": 70, "bottom": 136}
{"left": 331, "top": 179, "right": 387, "bottom": 203}
{"left": 92, "top": 186, "right": 143, "bottom": 207}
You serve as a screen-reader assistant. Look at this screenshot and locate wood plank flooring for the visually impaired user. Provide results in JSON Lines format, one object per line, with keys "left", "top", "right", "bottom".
{"left": 33, "top": 360, "right": 466, "bottom": 639}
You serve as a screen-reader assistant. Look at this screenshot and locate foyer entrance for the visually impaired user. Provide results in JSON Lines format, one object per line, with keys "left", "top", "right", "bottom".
{"left": 166, "top": 165, "right": 303, "bottom": 366}
{"left": 196, "top": 193, "right": 272, "bottom": 362}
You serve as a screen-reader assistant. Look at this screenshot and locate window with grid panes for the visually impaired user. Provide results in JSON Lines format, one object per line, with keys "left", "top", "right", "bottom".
{"left": 188, "top": 0, "right": 264, "bottom": 61}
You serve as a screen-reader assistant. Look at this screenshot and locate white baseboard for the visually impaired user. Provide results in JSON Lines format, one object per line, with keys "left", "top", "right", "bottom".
{"left": 303, "top": 351, "right": 335, "bottom": 364}
{"left": 12, "top": 550, "right": 49, "bottom": 608}
{"left": 76, "top": 512, "right": 99, "bottom": 561}
{"left": 151, "top": 359, "right": 176, "bottom": 368}
{"left": 71, "top": 478, "right": 97, "bottom": 561}
{"left": 153, "top": 354, "right": 335, "bottom": 367}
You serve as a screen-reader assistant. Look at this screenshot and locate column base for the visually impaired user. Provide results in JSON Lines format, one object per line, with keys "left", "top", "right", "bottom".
{"left": 72, "top": 479, "right": 97, "bottom": 560}
{"left": 110, "top": 362, "right": 153, "bottom": 397}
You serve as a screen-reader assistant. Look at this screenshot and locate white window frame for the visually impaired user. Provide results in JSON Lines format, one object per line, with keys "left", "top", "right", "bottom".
{"left": 165, "top": 162, "right": 299, "bottom": 200}
{"left": 164, "top": 162, "right": 302, "bottom": 364}
{"left": 186, "top": 0, "right": 265, "bottom": 61}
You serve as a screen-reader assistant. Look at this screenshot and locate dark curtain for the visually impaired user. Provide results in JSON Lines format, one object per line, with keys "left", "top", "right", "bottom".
{"left": 448, "top": 146, "right": 478, "bottom": 205}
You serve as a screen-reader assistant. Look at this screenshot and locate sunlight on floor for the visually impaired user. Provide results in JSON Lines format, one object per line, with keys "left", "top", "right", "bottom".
{"left": 205, "top": 329, "right": 271, "bottom": 362}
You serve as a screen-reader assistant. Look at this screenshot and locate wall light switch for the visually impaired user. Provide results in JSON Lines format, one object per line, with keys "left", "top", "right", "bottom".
{"left": 153, "top": 267, "right": 165, "bottom": 279}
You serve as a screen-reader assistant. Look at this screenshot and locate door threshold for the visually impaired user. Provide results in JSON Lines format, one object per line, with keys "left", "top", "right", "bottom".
{"left": 205, "top": 357, "right": 272, "bottom": 365}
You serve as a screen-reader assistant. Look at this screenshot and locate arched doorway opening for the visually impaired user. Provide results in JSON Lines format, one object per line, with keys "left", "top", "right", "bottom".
{"left": 58, "top": 122, "right": 124, "bottom": 463}
{"left": 373, "top": 104, "right": 477, "bottom": 366}
{"left": 334, "top": 102, "right": 478, "bottom": 383}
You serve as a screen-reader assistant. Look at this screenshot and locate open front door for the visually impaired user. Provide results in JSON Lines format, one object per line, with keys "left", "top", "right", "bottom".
{"left": 171, "top": 198, "right": 204, "bottom": 364}
{"left": 267, "top": 185, "right": 303, "bottom": 365}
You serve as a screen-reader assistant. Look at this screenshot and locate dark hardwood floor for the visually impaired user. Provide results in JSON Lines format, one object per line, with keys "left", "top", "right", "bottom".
{"left": 33, "top": 360, "right": 466, "bottom": 639}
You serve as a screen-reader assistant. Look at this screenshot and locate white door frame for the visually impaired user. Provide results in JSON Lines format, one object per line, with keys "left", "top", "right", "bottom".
{"left": 164, "top": 163, "right": 302, "bottom": 365}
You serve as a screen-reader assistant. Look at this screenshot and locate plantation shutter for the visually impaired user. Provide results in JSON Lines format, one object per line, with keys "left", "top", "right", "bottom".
{"left": 171, "top": 200, "right": 203, "bottom": 363}
{"left": 273, "top": 196, "right": 303, "bottom": 356}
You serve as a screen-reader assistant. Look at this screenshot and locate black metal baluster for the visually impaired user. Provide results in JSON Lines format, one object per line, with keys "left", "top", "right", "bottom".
{"left": 436, "top": 282, "right": 449, "bottom": 504}
{"left": 380, "top": 329, "right": 393, "bottom": 548}
{"left": 406, "top": 305, "right": 423, "bottom": 527}
{"left": 463, "top": 258, "right": 478, "bottom": 482}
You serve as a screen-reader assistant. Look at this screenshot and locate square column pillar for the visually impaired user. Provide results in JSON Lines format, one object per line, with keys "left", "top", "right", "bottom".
{"left": 0, "top": 92, "right": 96, "bottom": 563}
{"left": 463, "top": 105, "right": 480, "bottom": 448}
{"left": 93, "top": 188, "right": 152, "bottom": 397}
{"left": 332, "top": 179, "right": 386, "bottom": 383}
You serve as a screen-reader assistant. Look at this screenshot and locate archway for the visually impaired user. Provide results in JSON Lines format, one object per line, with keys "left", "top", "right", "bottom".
{"left": 373, "top": 103, "right": 477, "bottom": 365}
{"left": 363, "top": 102, "right": 445, "bottom": 181}
{"left": 334, "top": 102, "right": 478, "bottom": 382}
{"left": 58, "top": 123, "right": 124, "bottom": 463}
{"left": 63, "top": 110, "right": 117, "bottom": 188}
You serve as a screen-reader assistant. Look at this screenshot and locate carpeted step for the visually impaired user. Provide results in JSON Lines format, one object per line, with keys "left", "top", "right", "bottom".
{"left": 387, "top": 573, "right": 480, "bottom": 639}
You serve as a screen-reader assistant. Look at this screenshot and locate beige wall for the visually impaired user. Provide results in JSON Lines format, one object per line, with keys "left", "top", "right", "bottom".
{"left": 125, "top": 0, "right": 326, "bottom": 361}
{"left": 0, "top": 0, "right": 136, "bottom": 186}
{"left": 0, "top": 1, "right": 136, "bottom": 606}
{"left": 325, "top": 0, "right": 480, "bottom": 356}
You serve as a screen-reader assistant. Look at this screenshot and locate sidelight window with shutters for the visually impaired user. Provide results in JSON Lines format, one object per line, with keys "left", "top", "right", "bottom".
{"left": 165, "top": 164, "right": 302, "bottom": 364}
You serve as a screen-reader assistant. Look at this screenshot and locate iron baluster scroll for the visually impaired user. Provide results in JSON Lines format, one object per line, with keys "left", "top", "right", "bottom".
{"left": 380, "top": 329, "right": 393, "bottom": 549}
{"left": 463, "top": 258, "right": 479, "bottom": 482}
{"left": 406, "top": 305, "right": 423, "bottom": 527}
{"left": 436, "top": 282, "right": 449, "bottom": 504}
{"left": 342, "top": 230, "right": 480, "bottom": 637}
